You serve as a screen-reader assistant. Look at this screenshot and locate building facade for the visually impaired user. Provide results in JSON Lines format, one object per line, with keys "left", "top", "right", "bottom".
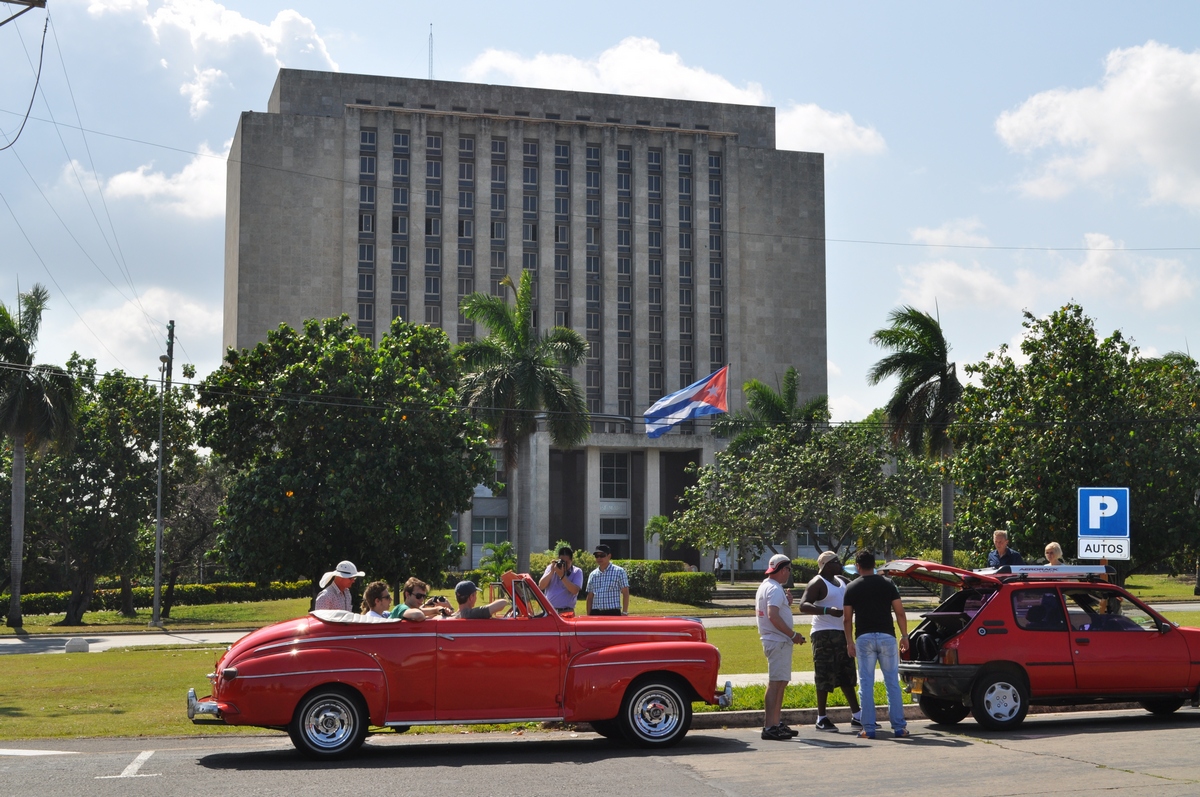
{"left": 225, "top": 69, "right": 827, "bottom": 568}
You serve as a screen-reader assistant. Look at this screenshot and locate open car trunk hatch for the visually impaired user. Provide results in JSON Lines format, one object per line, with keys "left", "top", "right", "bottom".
{"left": 878, "top": 559, "right": 1002, "bottom": 590}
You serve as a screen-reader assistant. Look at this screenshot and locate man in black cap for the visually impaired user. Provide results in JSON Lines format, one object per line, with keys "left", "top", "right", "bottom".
{"left": 452, "top": 580, "right": 509, "bottom": 619}
{"left": 585, "top": 544, "right": 629, "bottom": 616}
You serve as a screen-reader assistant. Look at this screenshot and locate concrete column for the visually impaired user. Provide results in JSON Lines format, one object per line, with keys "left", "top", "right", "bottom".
{"left": 585, "top": 445, "right": 601, "bottom": 553}
{"left": 569, "top": 125, "right": 589, "bottom": 385}
{"left": 472, "top": 118, "right": 489, "bottom": 338}
{"left": 410, "top": 116, "right": 428, "bottom": 325}
{"left": 529, "top": 426, "right": 551, "bottom": 560}
{"left": 725, "top": 137, "right": 742, "bottom": 411}
{"left": 631, "top": 131, "right": 649, "bottom": 416}
{"left": 644, "top": 448, "right": 661, "bottom": 559}
{"left": 342, "top": 108, "right": 362, "bottom": 322}
{"left": 538, "top": 124, "right": 556, "bottom": 331}
{"left": 694, "top": 136, "right": 713, "bottom": 386}
{"left": 376, "top": 111, "right": 393, "bottom": 343}
{"left": 506, "top": 120, "right": 523, "bottom": 292}
{"left": 601, "top": 128, "right": 621, "bottom": 414}
{"left": 442, "top": 117, "right": 460, "bottom": 342}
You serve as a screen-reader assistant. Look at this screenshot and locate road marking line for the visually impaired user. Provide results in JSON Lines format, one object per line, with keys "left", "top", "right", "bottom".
{"left": 95, "top": 750, "right": 160, "bottom": 779}
{"left": 0, "top": 749, "right": 79, "bottom": 757}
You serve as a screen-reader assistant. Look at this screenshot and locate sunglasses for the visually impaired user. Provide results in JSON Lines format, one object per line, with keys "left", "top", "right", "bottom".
{"left": 412, "top": 592, "right": 427, "bottom": 600}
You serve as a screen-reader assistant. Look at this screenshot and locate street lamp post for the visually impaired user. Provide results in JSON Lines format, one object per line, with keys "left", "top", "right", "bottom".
{"left": 150, "top": 353, "right": 169, "bottom": 628}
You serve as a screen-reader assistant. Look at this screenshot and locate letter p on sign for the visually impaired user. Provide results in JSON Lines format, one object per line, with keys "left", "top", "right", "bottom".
{"left": 1088, "top": 495, "right": 1118, "bottom": 529}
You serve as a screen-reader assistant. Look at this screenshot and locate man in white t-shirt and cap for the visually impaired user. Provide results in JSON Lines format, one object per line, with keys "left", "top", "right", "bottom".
{"left": 756, "top": 553, "right": 806, "bottom": 741}
{"left": 314, "top": 560, "right": 365, "bottom": 612}
{"left": 799, "top": 550, "right": 862, "bottom": 731}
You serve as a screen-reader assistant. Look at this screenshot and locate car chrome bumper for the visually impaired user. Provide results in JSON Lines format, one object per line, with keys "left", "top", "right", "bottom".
{"left": 187, "top": 687, "right": 225, "bottom": 724}
{"left": 717, "top": 680, "right": 733, "bottom": 708}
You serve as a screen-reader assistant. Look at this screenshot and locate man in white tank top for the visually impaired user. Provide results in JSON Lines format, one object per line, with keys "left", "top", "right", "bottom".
{"left": 799, "top": 550, "right": 862, "bottom": 731}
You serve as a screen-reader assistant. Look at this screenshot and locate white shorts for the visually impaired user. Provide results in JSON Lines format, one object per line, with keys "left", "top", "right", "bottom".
{"left": 762, "top": 639, "right": 793, "bottom": 682}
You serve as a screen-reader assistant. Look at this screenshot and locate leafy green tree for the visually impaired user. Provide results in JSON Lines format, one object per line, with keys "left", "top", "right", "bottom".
{"left": 712, "top": 366, "right": 828, "bottom": 455}
{"left": 160, "top": 455, "right": 227, "bottom": 618}
{"left": 868, "top": 306, "right": 963, "bottom": 569}
{"left": 199, "top": 316, "right": 494, "bottom": 593}
{"left": 23, "top": 357, "right": 197, "bottom": 624}
{"left": 1, "top": 284, "right": 78, "bottom": 628}
{"left": 457, "top": 272, "right": 590, "bottom": 570}
{"left": 953, "top": 304, "right": 1200, "bottom": 578}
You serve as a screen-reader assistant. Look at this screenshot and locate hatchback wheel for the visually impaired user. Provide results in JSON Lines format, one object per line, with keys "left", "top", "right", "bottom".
{"left": 618, "top": 677, "right": 692, "bottom": 748}
{"left": 1139, "top": 697, "right": 1184, "bottom": 716}
{"left": 289, "top": 687, "right": 368, "bottom": 758}
{"left": 918, "top": 695, "right": 970, "bottom": 726}
{"left": 970, "top": 670, "right": 1029, "bottom": 730}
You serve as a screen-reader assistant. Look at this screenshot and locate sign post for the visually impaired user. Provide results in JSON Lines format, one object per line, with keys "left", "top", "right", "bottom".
{"left": 1077, "top": 487, "right": 1130, "bottom": 560}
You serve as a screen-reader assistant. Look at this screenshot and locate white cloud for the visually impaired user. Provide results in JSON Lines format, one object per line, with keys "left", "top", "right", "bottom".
{"left": 776, "top": 104, "right": 886, "bottom": 157}
{"left": 911, "top": 217, "right": 990, "bottom": 248}
{"left": 180, "top": 66, "right": 225, "bottom": 118}
{"left": 105, "top": 139, "right": 229, "bottom": 218}
{"left": 898, "top": 231, "right": 1195, "bottom": 313}
{"left": 465, "top": 37, "right": 766, "bottom": 104}
{"left": 464, "top": 37, "right": 883, "bottom": 159}
{"left": 829, "top": 393, "right": 871, "bottom": 423}
{"left": 87, "top": 0, "right": 148, "bottom": 13}
{"left": 996, "top": 41, "right": 1200, "bottom": 209}
{"left": 827, "top": 359, "right": 843, "bottom": 378}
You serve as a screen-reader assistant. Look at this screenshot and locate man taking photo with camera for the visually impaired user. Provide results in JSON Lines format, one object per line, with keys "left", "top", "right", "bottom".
{"left": 538, "top": 545, "right": 583, "bottom": 614}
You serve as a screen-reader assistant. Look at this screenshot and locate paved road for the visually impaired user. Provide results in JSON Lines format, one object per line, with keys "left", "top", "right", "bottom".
{"left": 4, "top": 601, "right": 1197, "bottom": 655}
{"left": 0, "top": 709, "right": 1197, "bottom": 796}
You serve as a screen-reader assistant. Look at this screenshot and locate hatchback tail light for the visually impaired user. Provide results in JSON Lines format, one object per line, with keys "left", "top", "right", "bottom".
{"left": 939, "top": 647, "right": 958, "bottom": 666}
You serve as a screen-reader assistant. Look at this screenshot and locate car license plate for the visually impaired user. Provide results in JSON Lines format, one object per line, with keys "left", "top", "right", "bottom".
{"left": 909, "top": 676, "right": 925, "bottom": 695}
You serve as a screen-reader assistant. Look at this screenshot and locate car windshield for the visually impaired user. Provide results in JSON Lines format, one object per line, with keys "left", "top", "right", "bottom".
{"left": 507, "top": 578, "right": 550, "bottom": 618}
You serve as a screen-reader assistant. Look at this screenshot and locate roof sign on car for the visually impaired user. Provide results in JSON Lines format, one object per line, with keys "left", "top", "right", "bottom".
{"left": 975, "top": 565, "right": 1110, "bottom": 579}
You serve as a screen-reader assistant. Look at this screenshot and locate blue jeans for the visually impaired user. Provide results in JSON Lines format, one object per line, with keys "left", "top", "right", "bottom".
{"left": 855, "top": 633, "right": 906, "bottom": 734}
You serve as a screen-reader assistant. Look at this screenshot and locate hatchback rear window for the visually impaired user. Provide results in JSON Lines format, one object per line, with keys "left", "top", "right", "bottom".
{"left": 1011, "top": 588, "right": 1067, "bottom": 631}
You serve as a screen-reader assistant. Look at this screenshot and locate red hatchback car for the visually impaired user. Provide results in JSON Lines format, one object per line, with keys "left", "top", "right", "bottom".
{"left": 883, "top": 560, "right": 1200, "bottom": 730}
{"left": 188, "top": 572, "right": 729, "bottom": 757}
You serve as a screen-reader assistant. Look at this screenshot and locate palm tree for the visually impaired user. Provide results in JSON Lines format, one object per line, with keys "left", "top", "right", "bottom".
{"left": 457, "top": 271, "right": 590, "bottom": 571}
{"left": 712, "top": 366, "right": 828, "bottom": 455}
{"left": 867, "top": 306, "right": 962, "bottom": 571}
{"left": 1, "top": 284, "right": 78, "bottom": 628}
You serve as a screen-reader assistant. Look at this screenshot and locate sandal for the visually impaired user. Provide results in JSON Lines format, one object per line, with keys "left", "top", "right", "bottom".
{"left": 857, "top": 730, "right": 875, "bottom": 739}
{"left": 894, "top": 728, "right": 911, "bottom": 738}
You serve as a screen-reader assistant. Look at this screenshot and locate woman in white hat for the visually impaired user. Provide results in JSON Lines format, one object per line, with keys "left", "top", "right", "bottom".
{"left": 314, "top": 560, "right": 365, "bottom": 612}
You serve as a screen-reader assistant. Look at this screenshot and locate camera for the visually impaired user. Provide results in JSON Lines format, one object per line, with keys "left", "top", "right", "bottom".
{"left": 555, "top": 558, "right": 566, "bottom": 570}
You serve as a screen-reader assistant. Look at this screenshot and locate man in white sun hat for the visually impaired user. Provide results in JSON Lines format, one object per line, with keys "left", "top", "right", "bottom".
{"left": 314, "top": 560, "right": 365, "bottom": 612}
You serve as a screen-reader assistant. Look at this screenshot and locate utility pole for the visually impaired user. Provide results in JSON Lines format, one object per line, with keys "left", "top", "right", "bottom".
{"left": 150, "top": 320, "right": 175, "bottom": 628}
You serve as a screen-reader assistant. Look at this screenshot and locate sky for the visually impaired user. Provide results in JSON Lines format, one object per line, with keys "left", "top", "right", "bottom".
{"left": 2, "top": 1, "right": 1199, "bottom": 420}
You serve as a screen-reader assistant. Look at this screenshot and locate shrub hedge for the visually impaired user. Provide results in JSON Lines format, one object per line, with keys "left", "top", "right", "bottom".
{"left": 4, "top": 581, "right": 313, "bottom": 616}
{"left": 660, "top": 572, "right": 716, "bottom": 605}
{"left": 612, "top": 559, "right": 688, "bottom": 600}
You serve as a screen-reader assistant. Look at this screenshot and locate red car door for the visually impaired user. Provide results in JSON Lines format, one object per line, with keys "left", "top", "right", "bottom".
{"left": 434, "top": 614, "right": 564, "bottom": 722}
{"left": 373, "top": 620, "right": 438, "bottom": 724}
{"left": 1064, "top": 588, "right": 1189, "bottom": 692}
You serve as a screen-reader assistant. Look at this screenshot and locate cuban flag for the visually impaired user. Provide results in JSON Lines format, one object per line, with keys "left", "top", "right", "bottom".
{"left": 643, "top": 366, "right": 729, "bottom": 438}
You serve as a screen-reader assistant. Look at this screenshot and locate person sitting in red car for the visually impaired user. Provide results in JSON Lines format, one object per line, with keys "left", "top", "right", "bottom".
{"left": 452, "top": 580, "right": 509, "bottom": 619}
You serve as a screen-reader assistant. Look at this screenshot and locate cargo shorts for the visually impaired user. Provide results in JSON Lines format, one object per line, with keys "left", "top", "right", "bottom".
{"left": 811, "top": 629, "right": 857, "bottom": 693}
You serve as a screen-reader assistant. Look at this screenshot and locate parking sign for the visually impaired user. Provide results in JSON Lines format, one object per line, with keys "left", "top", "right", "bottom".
{"left": 1077, "top": 487, "right": 1130, "bottom": 560}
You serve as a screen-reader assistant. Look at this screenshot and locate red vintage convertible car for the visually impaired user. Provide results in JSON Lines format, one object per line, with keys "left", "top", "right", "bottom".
{"left": 188, "top": 571, "right": 730, "bottom": 757}
{"left": 886, "top": 560, "right": 1200, "bottom": 730}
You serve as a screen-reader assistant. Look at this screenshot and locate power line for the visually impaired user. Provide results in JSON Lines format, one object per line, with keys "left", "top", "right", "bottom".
{"left": 0, "top": 193, "right": 127, "bottom": 368}
{"left": 0, "top": 11, "right": 46, "bottom": 151}
{"left": 3, "top": 106, "right": 1200, "bottom": 255}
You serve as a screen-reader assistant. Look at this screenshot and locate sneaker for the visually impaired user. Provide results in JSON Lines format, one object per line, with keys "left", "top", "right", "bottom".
{"left": 850, "top": 715, "right": 863, "bottom": 728}
{"left": 814, "top": 717, "right": 838, "bottom": 732}
{"left": 761, "top": 725, "right": 792, "bottom": 742}
{"left": 894, "top": 728, "right": 911, "bottom": 738}
{"left": 777, "top": 722, "right": 800, "bottom": 737}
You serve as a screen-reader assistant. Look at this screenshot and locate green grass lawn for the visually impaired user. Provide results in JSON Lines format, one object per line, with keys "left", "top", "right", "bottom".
{"left": 1123, "top": 574, "right": 1199, "bottom": 601}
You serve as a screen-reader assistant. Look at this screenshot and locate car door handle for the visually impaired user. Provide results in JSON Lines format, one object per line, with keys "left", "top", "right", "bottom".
{"left": 440, "top": 634, "right": 456, "bottom": 641}
{"left": 1075, "top": 637, "right": 1089, "bottom": 645}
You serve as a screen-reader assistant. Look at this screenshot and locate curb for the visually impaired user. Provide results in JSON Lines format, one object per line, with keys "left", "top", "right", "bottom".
{"left": 691, "top": 701, "right": 1146, "bottom": 730}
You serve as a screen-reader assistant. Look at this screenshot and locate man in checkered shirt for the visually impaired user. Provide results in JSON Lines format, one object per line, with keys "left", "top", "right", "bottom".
{"left": 585, "top": 544, "right": 630, "bottom": 616}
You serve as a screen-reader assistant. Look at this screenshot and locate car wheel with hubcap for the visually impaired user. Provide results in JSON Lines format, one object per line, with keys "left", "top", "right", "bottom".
{"left": 970, "top": 670, "right": 1029, "bottom": 730}
{"left": 618, "top": 677, "right": 692, "bottom": 748}
{"left": 289, "top": 687, "right": 368, "bottom": 758}
{"left": 918, "top": 695, "right": 970, "bottom": 725}
{"left": 1139, "top": 697, "right": 1184, "bottom": 716}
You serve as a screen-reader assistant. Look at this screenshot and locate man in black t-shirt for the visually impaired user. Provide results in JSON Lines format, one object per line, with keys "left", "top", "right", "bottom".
{"left": 842, "top": 549, "right": 910, "bottom": 739}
